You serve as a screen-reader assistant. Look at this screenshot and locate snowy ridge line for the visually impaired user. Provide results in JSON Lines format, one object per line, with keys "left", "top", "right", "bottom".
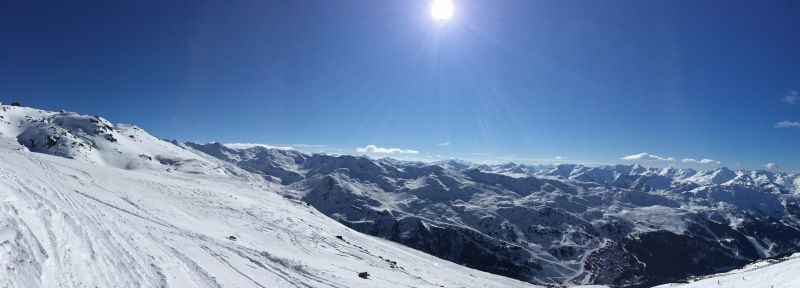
{"left": 191, "top": 141, "right": 800, "bottom": 286}
{"left": 656, "top": 253, "right": 800, "bottom": 287}
{"left": 0, "top": 104, "right": 538, "bottom": 288}
{"left": 692, "top": 252, "right": 798, "bottom": 281}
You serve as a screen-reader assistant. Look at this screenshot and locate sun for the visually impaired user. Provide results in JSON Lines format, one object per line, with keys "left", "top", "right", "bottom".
{"left": 431, "top": 0, "right": 454, "bottom": 21}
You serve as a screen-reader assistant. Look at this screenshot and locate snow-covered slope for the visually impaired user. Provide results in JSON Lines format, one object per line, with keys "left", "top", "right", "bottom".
{"left": 191, "top": 143, "right": 800, "bottom": 287}
{"left": 0, "top": 105, "right": 536, "bottom": 288}
{"left": 6, "top": 104, "right": 800, "bottom": 287}
{"left": 0, "top": 105, "right": 236, "bottom": 174}
{"left": 657, "top": 253, "right": 800, "bottom": 288}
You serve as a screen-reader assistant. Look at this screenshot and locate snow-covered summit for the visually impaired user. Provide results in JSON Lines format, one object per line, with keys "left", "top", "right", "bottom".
{"left": 438, "top": 160, "right": 798, "bottom": 192}
{"left": 0, "top": 105, "right": 235, "bottom": 174}
{"left": 0, "top": 104, "right": 536, "bottom": 288}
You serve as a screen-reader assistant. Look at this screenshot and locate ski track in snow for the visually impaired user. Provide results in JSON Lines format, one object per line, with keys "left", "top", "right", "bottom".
{"left": 0, "top": 148, "right": 536, "bottom": 288}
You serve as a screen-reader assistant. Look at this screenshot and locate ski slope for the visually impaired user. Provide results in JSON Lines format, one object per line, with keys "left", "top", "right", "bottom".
{"left": 657, "top": 253, "right": 800, "bottom": 288}
{"left": 0, "top": 105, "right": 536, "bottom": 288}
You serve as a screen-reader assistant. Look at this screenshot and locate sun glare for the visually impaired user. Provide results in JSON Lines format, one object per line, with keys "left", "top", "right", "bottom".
{"left": 431, "top": 0, "right": 454, "bottom": 21}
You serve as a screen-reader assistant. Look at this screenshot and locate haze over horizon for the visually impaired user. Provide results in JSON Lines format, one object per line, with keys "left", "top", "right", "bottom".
{"left": 2, "top": 0, "right": 799, "bottom": 170}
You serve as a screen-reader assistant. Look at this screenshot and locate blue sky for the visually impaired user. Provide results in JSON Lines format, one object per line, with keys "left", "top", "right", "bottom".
{"left": 1, "top": 0, "right": 799, "bottom": 170}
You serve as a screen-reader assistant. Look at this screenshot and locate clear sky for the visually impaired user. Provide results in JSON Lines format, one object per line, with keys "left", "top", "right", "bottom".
{"left": 1, "top": 0, "right": 799, "bottom": 170}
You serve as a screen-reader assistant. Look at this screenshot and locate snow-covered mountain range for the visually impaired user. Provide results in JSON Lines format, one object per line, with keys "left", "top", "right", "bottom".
{"left": 3, "top": 104, "right": 799, "bottom": 287}
{"left": 0, "top": 105, "right": 535, "bottom": 288}
{"left": 185, "top": 145, "right": 800, "bottom": 287}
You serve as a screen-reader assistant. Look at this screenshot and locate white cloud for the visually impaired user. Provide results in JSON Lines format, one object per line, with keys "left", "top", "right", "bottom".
{"left": 355, "top": 145, "right": 419, "bottom": 155}
{"left": 224, "top": 143, "right": 294, "bottom": 150}
{"left": 775, "top": 121, "right": 800, "bottom": 128}
{"left": 437, "top": 142, "right": 452, "bottom": 146}
{"left": 621, "top": 153, "right": 675, "bottom": 161}
{"left": 764, "top": 163, "right": 778, "bottom": 171}
{"left": 554, "top": 156, "right": 565, "bottom": 160}
{"left": 682, "top": 158, "right": 721, "bottom": 165}
{"left": 783, "top": 90, "right": 798, "bottom": 105}
{"left": 698, "top": 159, "right": 720, "bottom": 165}
{"left": 291, "top": 144, "right": 327, "bottom": 148}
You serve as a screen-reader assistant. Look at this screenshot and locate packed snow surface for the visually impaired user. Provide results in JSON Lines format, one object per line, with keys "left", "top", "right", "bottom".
{"left": 0, "top": 105, "right": 536, "bottom": 288}
{"left": 657, "top": 253, "right": 800, "bottom": 288}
